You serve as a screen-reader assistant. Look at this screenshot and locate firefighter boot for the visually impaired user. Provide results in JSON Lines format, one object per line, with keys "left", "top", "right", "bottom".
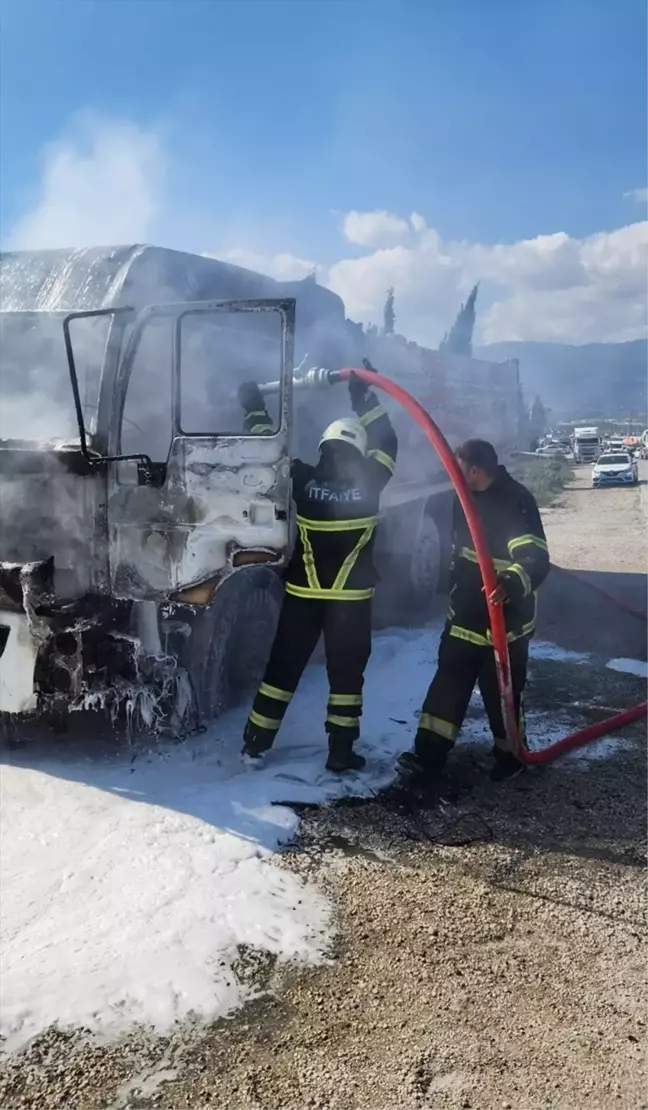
{"left": 242, "top": 720, "right": 275, "bottom": 760}
{"left": 489, "top": 745, "right": 525, "bottom": 783}
{"left": 397, "top": 736, "right": 453, "bottom": 783}
{"left": 326, "top": 732, "right": 367, "bottom": 773}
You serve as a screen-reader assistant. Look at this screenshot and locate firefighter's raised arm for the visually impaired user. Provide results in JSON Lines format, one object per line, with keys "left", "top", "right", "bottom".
{"left": 348, "top": 361, "right": 398, "bottom": 491}
{"left": 238, "top": 380, "right": 274, "bottom": 436}
{"left": 238, "top": 380, "right": 314, "bottom": 495}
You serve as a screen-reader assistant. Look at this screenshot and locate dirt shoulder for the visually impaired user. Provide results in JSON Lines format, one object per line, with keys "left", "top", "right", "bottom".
{"left": 542, "top": 463, "right": 647, "bottom": 575}
{"left": 536, "top": 464, "right": 647, "bottom": 661}
{"left": 1, "top": 469, "right": 646, "bottom": 1110}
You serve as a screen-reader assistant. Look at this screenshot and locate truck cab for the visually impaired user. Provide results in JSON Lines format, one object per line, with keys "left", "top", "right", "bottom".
{"left": 0, "top": 281, "right": 295, "bottom": 726}
{"left": 572, "top": 427, "right": 600, "bottom": 464}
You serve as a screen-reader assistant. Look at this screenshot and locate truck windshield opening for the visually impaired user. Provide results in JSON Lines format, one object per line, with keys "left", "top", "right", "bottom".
{"left": 0, "top": 312, "right": 111, "bottom": 443}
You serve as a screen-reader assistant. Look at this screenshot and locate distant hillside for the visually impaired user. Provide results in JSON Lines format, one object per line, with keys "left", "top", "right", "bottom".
{"left": 476, "top": 339, "right": 647, "bottom": 421}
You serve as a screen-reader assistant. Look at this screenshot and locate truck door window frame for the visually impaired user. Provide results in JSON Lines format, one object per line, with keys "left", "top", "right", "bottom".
{"left": 107, "top": 298, "right": 294, "bottom": 486}
{"left": 172, "top": 300, "right": 293, "bottom": 440}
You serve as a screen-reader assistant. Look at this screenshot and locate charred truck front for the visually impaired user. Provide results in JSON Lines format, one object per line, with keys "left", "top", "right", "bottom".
{"left": 0, "top": 248, "right": 296, "bottom": 730}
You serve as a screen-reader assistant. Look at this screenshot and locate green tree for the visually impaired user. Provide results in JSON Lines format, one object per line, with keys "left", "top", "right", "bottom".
{"left": 517, "top": 384, "right": 532, "bottom": 450}
{"left": 383, "top": 287, "right": 395, "bottom": 336}
{"left": 440, "top": 283, "right": 479, "bottom": 356}
{"left": 530, "top": 395, "right": 548, "bottom": 440}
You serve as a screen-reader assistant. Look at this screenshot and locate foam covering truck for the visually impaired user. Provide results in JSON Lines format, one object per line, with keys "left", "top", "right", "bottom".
{"left": 0, "top": 245, "right": 520, "bottom": 732}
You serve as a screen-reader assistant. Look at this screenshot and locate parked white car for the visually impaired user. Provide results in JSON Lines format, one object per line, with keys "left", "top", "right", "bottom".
{"left": 592, "top": 452, "right": 639, "bottom": 488}
{"left": 535, "top": 443, "right": 566, "bottom": 458}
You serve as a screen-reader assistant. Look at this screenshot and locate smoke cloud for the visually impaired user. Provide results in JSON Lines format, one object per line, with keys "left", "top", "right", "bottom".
{"left": 4, "top": 112, "right": 647, "bottom": 346}
{"left": 209, "top": 249, "right": 319, "bottom": 282}
{"left": 8, "top": 112, "right": 166, "bottom": 251}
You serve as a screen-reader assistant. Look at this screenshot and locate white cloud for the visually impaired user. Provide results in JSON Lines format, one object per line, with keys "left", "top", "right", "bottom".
{"left": 7, "top": 119, "right": 646, "bottom": 347}
{"left": 341, "top": 209, "right": 410, "bottom": 248}
{"left": 8, "top": 112, "right": 166, "bottom": 250}
{"left": 327, "top": 212, "right": 648, "bottom": 345}
{"left": 215, "top": 248, "right": 318, "bottom": 281}
{"left": 624, "top": 187, "right": 648, "bottom": 204}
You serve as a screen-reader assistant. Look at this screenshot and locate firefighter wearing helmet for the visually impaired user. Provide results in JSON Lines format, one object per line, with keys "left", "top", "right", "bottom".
{"left": 238, "top": 363, "right": 398, "bottom": 772}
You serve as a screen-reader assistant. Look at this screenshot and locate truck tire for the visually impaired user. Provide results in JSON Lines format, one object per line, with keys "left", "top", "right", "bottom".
{"left": 226, "top": 567, "right": 283, "bottom": 701}
{"left": 404, "top": 508, "right": 441, "bottom": 611}
{"left": 187, "top": 568, "right": 282, "bottom": 724}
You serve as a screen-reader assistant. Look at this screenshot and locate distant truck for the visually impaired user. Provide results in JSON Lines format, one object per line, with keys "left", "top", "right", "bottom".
{"left": 0, "top": 245, "right": 521, "bottom": 733}
{"left": 622, "top": 435, "right": 640, "bottom": 456}
{"left": 571, "top": 426, "right": 600, "bottom": 463}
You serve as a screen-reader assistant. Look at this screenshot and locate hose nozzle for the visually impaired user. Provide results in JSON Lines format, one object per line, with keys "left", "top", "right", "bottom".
{"left": 259, "top": 367, "right": 342, "bottom": 396}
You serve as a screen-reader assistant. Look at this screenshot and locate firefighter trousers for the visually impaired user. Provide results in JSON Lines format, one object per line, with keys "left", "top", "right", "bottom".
{"left": 247, "top": 591, "right": 372, "bottom": 746}
{"left": 415, "top": 626, "right": 529, "bottom": 757}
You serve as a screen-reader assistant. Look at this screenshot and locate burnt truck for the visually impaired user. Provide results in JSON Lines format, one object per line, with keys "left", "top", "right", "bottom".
{"left": 0, "top": 245, "right": 520, "bottom": 731}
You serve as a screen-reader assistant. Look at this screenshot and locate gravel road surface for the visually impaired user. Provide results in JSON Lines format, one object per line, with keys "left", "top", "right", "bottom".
{"left": 1, "top": 466, "right": 646, "bottom": 1110}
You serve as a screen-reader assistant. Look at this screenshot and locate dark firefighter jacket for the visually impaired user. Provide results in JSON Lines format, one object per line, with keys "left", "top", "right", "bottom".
{"left": 448, "top": 465, "right": 550, "bottom": 645}
{"left": 243, "top": 392, "right": 398, "bottom": 601}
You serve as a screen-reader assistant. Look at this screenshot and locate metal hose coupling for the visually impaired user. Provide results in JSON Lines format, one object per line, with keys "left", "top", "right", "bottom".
{"left": 259, "top": 367, "right": 342, "bottom": 396}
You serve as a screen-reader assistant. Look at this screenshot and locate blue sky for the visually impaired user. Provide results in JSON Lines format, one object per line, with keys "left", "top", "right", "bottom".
{"left": 0, "top": 0, "right": 646, "bottom": 344}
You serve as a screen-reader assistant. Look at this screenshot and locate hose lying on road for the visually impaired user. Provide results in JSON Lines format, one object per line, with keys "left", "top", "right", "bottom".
{"left": 333, "top": 367, "right": 648, "bottom": 764}
{"left": 550, "top": 563, "right": 647, "bottom": 623}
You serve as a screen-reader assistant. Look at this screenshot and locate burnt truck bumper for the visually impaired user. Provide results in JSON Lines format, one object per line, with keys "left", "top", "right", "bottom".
{"left": 0, "top": 555, "right": 139, "bottom": 718}
{"left": 0, "top": 611, "right": 39, "bottom": 714}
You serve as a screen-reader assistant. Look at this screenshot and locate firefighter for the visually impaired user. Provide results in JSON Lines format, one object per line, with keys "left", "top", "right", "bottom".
{"left": 398, "top": 438, "right": 550, "bottom": 784}
{"left": 239, "top": 364, "right": 398, "bottom": 772}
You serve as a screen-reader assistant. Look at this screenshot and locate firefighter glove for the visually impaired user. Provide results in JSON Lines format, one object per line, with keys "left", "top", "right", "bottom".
{"left": 238, "top": 381, "right": 265, "bottom": 412}
{"left": 348, "top": 369, "right": 370, "bottom": 406}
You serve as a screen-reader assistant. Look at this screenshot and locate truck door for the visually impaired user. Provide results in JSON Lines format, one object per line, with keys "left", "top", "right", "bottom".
{"left": 106, "top": 299, "right": 294, "bottom": 602}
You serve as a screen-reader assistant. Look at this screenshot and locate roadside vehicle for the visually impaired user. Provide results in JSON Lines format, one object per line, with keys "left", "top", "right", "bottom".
{"left": 591, "top": 451, "right": 639, "bottom": 488}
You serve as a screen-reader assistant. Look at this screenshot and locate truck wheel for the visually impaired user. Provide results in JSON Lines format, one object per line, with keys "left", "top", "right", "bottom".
{"left": 227, "top": 567, "right": 283, "bottom": 701}
{"left": 187, "top": 568, "right": 282, "bottom": 724}
{"left": 405, "top": 509, "right": 441, "bottom": 610}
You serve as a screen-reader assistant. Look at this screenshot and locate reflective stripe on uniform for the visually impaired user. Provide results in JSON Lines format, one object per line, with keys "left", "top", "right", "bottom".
{"left": 285, "top": 583, "right": 374, "bottom": 601}
{"left": 367, "top": 448, "right": 396, "bottom": 473}
{"left": 359, "top": 404, "right": 386, "bottom": 427}
{"left": 328, "top": 693, "right": 363, "bottom": 706}
{"left": 332, "top": 524, "right": 375, "bottom": 591}
{"left": 448, "top": 621, "right": 536, "bottom": 647}
{"left": 249, "top": 709, "right": 282, "bottom": 730}
{"left": 259, "top": 682, "right": 293, "bottom": 703}
{"left": 250, "top": 425, "right": 273, "bottom": 435}
{"left": 459, "top": 546, "right": 511, "bottom": 573}
{"left": 296, "top": 514, "right": 378, "bottom": 532}
{"left": 508, "top": 534, "right": 548, "bottom": 555}
{"left": 417, "top": 713, "right": 459, "bottom": 741}
{"left": 292, "top": 515, "right": 377, "bottom": 599}
{"left": 449, "top": 624, "right": 490, "bottom": 646}
{"left": 326, "top": 714, "right": 359, "bottom": 728}
{"left": 297, "top": 523, "right": 321, "bottom": 590}
{"left": 508, "top": 562, "right": 532, "bottom": 596}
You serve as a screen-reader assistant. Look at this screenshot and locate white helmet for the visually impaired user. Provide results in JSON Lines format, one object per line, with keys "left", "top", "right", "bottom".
{"left": 319, "top": 417, "right": 367, "bottom": 458}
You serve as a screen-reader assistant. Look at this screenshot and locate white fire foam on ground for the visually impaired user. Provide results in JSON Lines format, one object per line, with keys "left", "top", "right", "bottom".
{"left": 606, "top": 657, "right": 648, "bottom": 679}
{"left": 0, "top": 623, "right": 642, "bottom": 1049}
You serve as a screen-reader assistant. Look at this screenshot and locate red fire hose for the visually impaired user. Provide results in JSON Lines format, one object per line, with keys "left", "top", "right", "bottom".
{"left": 550, "top": 563, "right": 647, "bottom": 623}
{"left": 335, "top": 367, "right": 647, "bottom": 763}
